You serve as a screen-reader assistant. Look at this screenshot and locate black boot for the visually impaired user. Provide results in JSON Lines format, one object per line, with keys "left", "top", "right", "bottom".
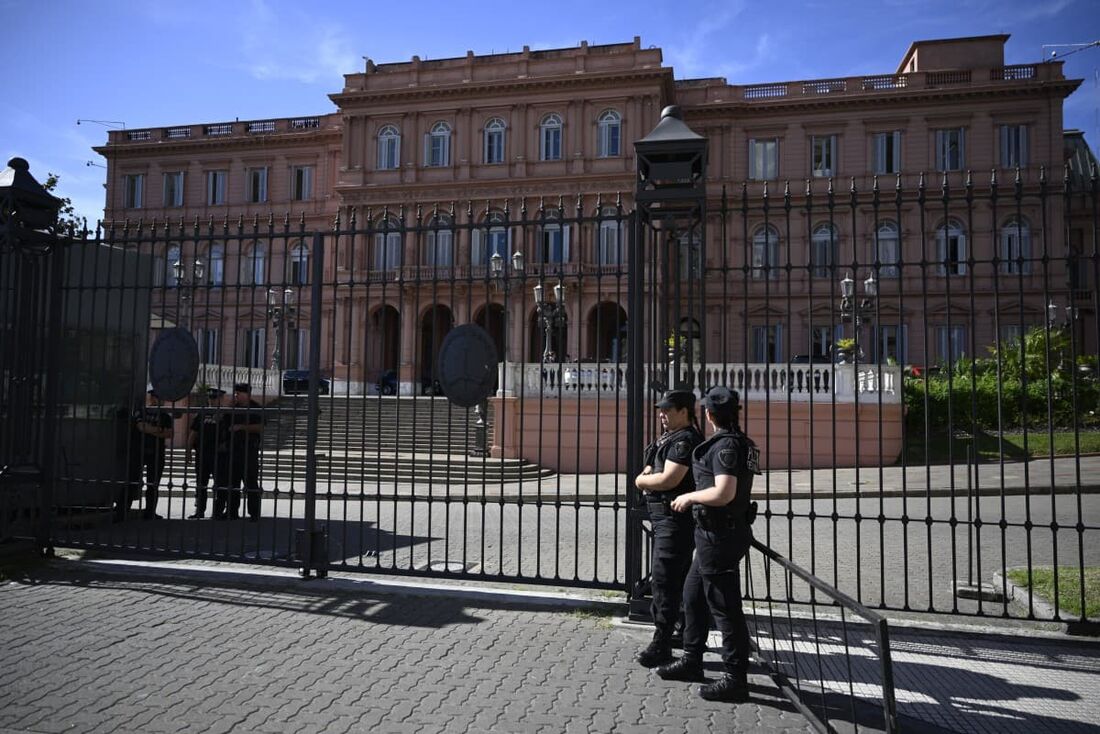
{"left": 656, "top": 657, "right": 706, "bottom": 682}
{"left": 698, "top": 672, "right": 749, "bottom": 702}
{"left": 636, "top": 638, "right": 673, "bottom": 669}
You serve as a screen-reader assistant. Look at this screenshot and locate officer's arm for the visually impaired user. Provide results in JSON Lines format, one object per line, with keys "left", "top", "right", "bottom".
{"left": 635, "top": 461, "right": 690, "bottom": 491}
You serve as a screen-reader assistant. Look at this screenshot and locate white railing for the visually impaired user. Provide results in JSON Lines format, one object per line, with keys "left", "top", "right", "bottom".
{"left": 497, "top": 362, "right": 901, "bottom": 404}
{"left": 196, "top": 363, "right": 280, "bottom": 394}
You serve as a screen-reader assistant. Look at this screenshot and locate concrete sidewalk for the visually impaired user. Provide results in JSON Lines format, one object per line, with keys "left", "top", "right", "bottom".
{"left": 1, "top": 558, "right": 1098, "bottom": 733}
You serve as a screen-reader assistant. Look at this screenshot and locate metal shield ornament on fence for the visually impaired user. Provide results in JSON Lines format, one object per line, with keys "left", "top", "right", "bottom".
{"left": 148, "top": 327, "right": 199, "bottom": 402}
{"left": 437, "top": 324, "right": 498, "bottom": 408}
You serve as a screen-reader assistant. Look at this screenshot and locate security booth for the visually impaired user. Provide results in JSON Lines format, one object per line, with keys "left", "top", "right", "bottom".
{"left": 626, "top": 106, "right": 709, "bottom": 621}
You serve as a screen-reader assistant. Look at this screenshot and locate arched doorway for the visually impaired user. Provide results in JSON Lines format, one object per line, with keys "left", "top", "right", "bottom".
{"left": 369, "top": 305, "right": 400, "bottom": 390}
{"left": 528, "top": 308, "right": 568, "bottom": 363}
{"left": 475, "top": 304, "right": 506, "bottom": 362}
{"left": 587, "top": 302, "right": 627, "bottom": 362}
{"left": 420, "top": 305, "right": 453, "bottom": 392}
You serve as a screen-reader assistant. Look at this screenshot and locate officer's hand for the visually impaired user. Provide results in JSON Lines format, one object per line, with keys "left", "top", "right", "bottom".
{"left": 670, "top": 495, "right": 693, "bottom": 513}
{"left": 641, "top": 466, "right": 653, "bottom": 475}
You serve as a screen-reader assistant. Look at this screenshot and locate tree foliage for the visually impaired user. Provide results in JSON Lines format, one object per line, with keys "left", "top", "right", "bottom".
{"left": 41, "top": 173, "right": 84, "bottom": 234}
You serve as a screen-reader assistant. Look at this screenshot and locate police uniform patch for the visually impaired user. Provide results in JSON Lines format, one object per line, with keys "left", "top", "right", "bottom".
{"left": 718, "top": 449, "right": 738, "bottom": 471}
{"left": 673, "top": 441, "right": 689, "bottom": 457}
{"left": 746, "top": 445, "right": 762, "bottom": 474}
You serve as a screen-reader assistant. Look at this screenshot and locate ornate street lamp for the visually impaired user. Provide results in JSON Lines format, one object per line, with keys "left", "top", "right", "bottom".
{"left": 172, "top": 258, "right": 205, "bottom": 328}
{"left": 489, "top": 249, "right": 525, "bottom": 292}
{"left": 267, "top": 287, "right": 297, "bottom": 373}
{"left": 839, "top": 270, "right": 877, "bottom": 361}
{"left": 533, "top": 280, "right": 567, "bottom": 362}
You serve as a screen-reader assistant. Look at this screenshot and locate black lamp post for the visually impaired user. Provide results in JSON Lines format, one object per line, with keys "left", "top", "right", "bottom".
{"left": 172, "top": 258, "right": 205, "bottom": 329}
{"left": 533, "top": 280, "right": 567, "bottom": 362}
{"left": 839, "top": 270, "right": 877, "bottom": 361}
{"left": 489, "top": 249, "right": 525, "bottom": 292}
{"left": 267, "top": 287, "right": 297, "bottom": 373}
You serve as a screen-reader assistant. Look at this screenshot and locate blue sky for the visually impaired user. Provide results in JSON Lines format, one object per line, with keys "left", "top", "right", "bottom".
{"left": 3, "top": 0, "right": 1098, "bottom": 224}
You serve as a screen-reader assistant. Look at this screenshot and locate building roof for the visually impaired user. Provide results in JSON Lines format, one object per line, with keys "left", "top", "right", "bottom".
{"left": 1064, "top": 130, "right": 1099, "bottom": 191}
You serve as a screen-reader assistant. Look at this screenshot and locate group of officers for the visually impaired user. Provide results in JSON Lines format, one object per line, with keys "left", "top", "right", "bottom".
{"left": 635, "top": 385, "right": 761, "bottom": 704}
{"left": 114, "top": 382, "right": 265, "bottom": 522}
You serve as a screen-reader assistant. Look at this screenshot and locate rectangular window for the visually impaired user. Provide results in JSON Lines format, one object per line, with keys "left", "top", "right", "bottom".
{"left": 374, "top": 233, "right": 401, "bottom": 271}
{"left": 999, "top": 324, "right": 1026, "bottom": 345}
{"left": 598, "top": 220, "right": 625, "bottom": 266}
{"left": 123, "top": 174, "right": 144, "bottom": 209}
{"left": 285, "top": 328, "right": 309, "bottom": 369}
{"left": 751, "top": 325, "right": 783, "bottom": 363}
{"left": 291, "top": 166, "right": 313, "bottom": 200}
{"left": 876, "top": 226, "right": 901, "bottom": 277}
{"left": 162, "top": 172, "right": 183, "bottom": 207}
{"left": 751, "top": 234, "right": 780, "bottom": 280}
{"left": 872, "top": 131, "right": 901, "bottom": 174}
{"left": 677, "top": 236, "right": 701, "bottom": 281}
{"left": 1000, "top": 125, "right": 1029, "bottom": 169}
{"left": 749, "top": 138, "right": 778, "bottom": 180}
{"left": 485, "top": 129, "right": 504, "bottom": 164}
{"left": 379, "top": 136, "right": 400, "bottom": 170}
{"left": 540, "top": 224, "right": 570, "bottom": 264}
{"left": 248, "top": 167, "right": 268, "bottom": 203}
{"left": 541, "top": 127, "right": 562, "bottom": 161}
{"left": 243, "top": 328, "right": 266, "bottom": 369}
{"left": 206, "top": 170, "right": 226, "bottom": 205}
{"left": 810, "top": 325, "right": 844, "bottom": 361}
{"left": 873, "top": 324, "right": 907, "bottom": 364}
{"left": 937, "top": 226, "right": 967, "bottom": 276}
{"left": 935, "top": 128, "right": 965, "bottom": 172}
{"left": 197, "top": 328, "right": 220, "bottom": 363}
{"left": 811, "top": 135, "right": 837, "bottom": 178}
{"left": 935, "top": 325, "right": 967, "bottom": 364}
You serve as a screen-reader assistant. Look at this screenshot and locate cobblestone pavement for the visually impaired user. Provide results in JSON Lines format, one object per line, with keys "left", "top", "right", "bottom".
{"left": 3, "top": 559, "right": 1099, "bottom": 733}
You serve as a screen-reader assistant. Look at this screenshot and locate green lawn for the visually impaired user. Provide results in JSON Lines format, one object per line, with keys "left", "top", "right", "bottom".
{"left": 1006, "top": 567, "right": 1100, "bottom": 619}
{"left": 904, "top": 430, "right": 1100, "bottom": 465}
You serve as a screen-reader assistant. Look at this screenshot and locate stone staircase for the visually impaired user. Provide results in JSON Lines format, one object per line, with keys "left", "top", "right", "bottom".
{"left": 164, "top": 396, "right": 552, "bottom": 486}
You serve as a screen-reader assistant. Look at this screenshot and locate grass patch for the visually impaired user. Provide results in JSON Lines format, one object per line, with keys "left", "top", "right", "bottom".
{"left": 569, "top": 606, "right": 618, "bottom": 628}
{"left": 904, "top": 430, "right": 1100, "bottom": 465}
{"left": 1006, "top": 567, "right": 1100, "bottom": 619}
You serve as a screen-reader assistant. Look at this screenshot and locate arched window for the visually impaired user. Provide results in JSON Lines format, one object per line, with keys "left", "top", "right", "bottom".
{"left": 875, "top": 221, "right": 900, "bottom": 278}
{"left": 484, "top": 118, "right": 506, "bottom": 164}
{"left": 165, "top": 245, "right": 181, "bottom": 287}
{"left": 935, "top": 219, "right": 967, "bottom": 276}
{"left": 208, "top": 242, "right": 225, "bottom": 285}
{"left": 540, "top": 113, "right": 562, "bottom": 161}
{"left": 751, "top": 225, "right": 780, "bottom": 280}
{"left": 471, "top": 211, "right": 509, "bottom": 267}
{"left": 597, "top": 109, "right": 621, "bottom": 158}
{"left": 377, "top": 125, "right": 400, "bottom": 170}
{"left": 290, "top": 242, "right": 309, "bottom": 285}
{"left": 426, "top": 121, "right": 451, "bottom": 167}
{"left": 1000, "top": 217, "right": 1031, "bottom": 275}
{"left": 425, "top": 215, "right": 453, "bottom": 267}
{"left": 246, "top": 242, "right": 267, "bottom": 285}
{"left": 810, "top": 224, "right": 837, "bottom": 279}
{"left": 598, "top": 207, "right": 625, "bottom": 266}
{"left": 374, "top": 218, "right": 402, "bottom": 271}
{"left": 539, "top": 209, "right": 569, "bottom": 264}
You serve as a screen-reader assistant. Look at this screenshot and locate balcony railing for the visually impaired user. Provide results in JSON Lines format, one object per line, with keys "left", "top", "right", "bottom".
{"left": 197, "top": 363, "right": 280, "bottom": 394}
{"left": 165, "top": 127, "right": 191, "bottom": 139}
{"left": 127, "top": 130, "right": 152, "bottom": 141}
{"left": 497, "top": 361, "right": 901, "bottom": 403}
{"left": 204, "top": 123, "right": 234, "bottom": 137}
{"left": 248, "top": 121, "right": 277, "bottom": 134}
{"left": 290, "top": 117, "right": 321, "bottom": 129}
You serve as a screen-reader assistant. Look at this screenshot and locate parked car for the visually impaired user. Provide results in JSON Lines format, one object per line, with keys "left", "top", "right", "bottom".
{"left": 376, "top": 369, "right": 398, "bottom": 396}
{"left": 282, "top": 369, "right": 330, "bottom": 395}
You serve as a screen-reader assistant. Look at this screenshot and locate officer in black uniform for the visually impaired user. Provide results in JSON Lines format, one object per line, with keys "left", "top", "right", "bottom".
{"left": 116, "top": 389, "right": 174, "bottom": 522}
{"left": 656, "top": 386, "right": 760, "bottom": 702}
{"left": 187, "top": 388, "right": 225, "bottom": 519}
{"left": 214, "top": 383, "right": 264, "bottom": 521}
{"left": 633, "top": 389, "right": 704, "bottom": 668}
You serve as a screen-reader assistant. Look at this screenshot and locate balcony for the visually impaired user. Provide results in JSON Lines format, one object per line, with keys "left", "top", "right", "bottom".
{"left": 104, "top": 116, "right": 334, "bottom": 145}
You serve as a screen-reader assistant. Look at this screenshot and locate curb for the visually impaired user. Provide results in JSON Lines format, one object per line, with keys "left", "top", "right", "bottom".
{"left": 992, "top": 568, "right": 1061, "bottom": 621}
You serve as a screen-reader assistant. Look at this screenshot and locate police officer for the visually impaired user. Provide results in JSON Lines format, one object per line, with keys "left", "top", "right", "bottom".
{"left": 633, "top": 389, "right": 704, "bottom": 668}
{"left": 186, "top": 388, "right": 225, "bottom": 519}
{"left": 214, "top": 383, "right": 264, "bottom": 521}
{"left": 657, "top": 386, "right": 760, "bottom": 703}
{"left": 116, "top": 389, "right": 174, "bottom": 522}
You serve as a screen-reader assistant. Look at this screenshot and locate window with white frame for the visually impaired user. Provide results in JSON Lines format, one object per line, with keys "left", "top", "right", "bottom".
{"left": 539, "top": 212, "right": 570, "bottom": 264}
{"left": 243, "top": 328, "right": 266, "bottom": 369}
{"left": 1000, "top": 217, "right": 1031, "bottom": 274}
{"left": 677, "top": 233, "right": 702, "bottom": 281}
{"left": 377, "top": 125, "right": 401, "bottom": 170}
{"left": 873, "top": 324, "right": 907, "bottom": 364}
{"left": 425, "top": 215, "right": 453, "bottom": 267}
{"left": 162, "top": 172, "right": 183, "bottom": 207}
{"left": 935, "top": 324, "right": 967, "bottom": 364}
{"left": 284, "top": 328, "right": 309, "bottom": 369}
{"left": 426, "top": 122, "right": 451, "bottom": 167}
{"left": 810, "top": 325, "right": 843, "bottom": 360}
{"left": 748, "top": 138, "right": 778, "bottom": 180}
{"left": 752, "top": 324, "right": 783, "bottom": 363}
{"left": 810, "top": 223, "right": 837, "bottom": 278}
{"left": 206, "top": 170, "right": 226, "bottom": 205}
{"left": 540, "top": 113, "right": 563, "bottom": 161}
{"left": 875, "top": 221, "right": 901, "bottom": 277}
{"left": 123, "top": 174, "right": 144, "bottom": 208}
{"left": 811, "top": 135, "right": 837, "bottom": 178}
{"left": 197, "top": 328, "right": 220, "bottom": 363}
{"left": 1000, "top": 125, "right": 1029, "bottom": 169}
{"left": 936, "top": 220, "right": 967, "bottom": 276}
{"left": 165, "top": 245, "right": 181, "bottom": 287}
{"left": 373, "top": 219, "right": 402, "bottom": 271}
{"left": 291, "top": 166, "right": 313, "bottom": 200}
{"left": 289, "top": 242, "right": 309, "bottom": 285}
{"left": 247, "top": 167, "right": 268, "bottom": 203}
{"left": 598, "top": 208, "right": 625, "bottom": 266}
{"left": 597, "top": 110, "right": 621, "bottom": 157}
{"left": 751, "top": 225, "right": 781, "bottom": 280}
{"left": 471, "top": 212, "right": 509, "bottom": 267}
{"left": 208, "top": 243, "right": 225, "bottom": 285}
{"left": 935, "top": 128, "right": 965, "bottom": 171}
{"left": 483, "top": 118, "right": 506, "bottom": 164}
{"left": 872, "top": 131, "right": 901, "bottom": 175}
{"left": 245, "top": 242, "right": 266, "bottom": 285}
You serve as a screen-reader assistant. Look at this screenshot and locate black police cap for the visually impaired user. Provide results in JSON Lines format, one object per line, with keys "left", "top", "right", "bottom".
{"left": 233, "top": 383, "right": 252, "bottom": 394}
{"left": 702, "top": 386, "right": 740, "bottom": 414}
{"left": 655, "top": 389, "right": 695, "bottom": 410}
{"left": 206, "top": 387, "right": 227, "bottom": 399}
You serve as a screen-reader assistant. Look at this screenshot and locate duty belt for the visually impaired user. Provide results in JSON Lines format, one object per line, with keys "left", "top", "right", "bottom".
{"left": 692, "top": 501, "right": 758, "bottom": 531}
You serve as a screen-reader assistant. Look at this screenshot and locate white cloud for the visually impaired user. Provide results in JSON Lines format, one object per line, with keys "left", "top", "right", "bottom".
{"left": 239, "top": 0, "right": 359, "bottom": 84}
{"left": 660, "top": 2, "right": 785, "bottom": 82}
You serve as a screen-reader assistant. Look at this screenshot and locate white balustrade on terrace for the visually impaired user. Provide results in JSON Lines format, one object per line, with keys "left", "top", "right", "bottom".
{"left": 196, "top": 363, "right": 281, "bottom": 394}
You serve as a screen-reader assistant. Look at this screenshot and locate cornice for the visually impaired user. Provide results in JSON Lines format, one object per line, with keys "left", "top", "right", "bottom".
{"left": 94, "top": 130, "right": 342, "bottom": 158}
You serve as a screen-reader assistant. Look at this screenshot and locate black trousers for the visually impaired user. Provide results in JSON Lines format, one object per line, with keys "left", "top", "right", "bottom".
{"left": 213, "top": 449, "right": 261, "bottom": 519}
{"left": 116, "top": 451, "right": 164, "bottom": 518}
{"left": 193, "top": 454, "right": 216, "bottom": 515}
{"left": 647, "top": 498, "right": 694, "bottom": 642}
{"left": 682, "top": 523, "right": 752, "bottom": 676}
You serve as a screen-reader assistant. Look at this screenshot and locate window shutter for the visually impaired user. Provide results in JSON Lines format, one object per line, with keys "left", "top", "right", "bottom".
{"left": 830, "top": 136, "right": 837, "bottom": 175}
{"left": 562, "top": 225, "right": 571, "bottom": 263}
{"left": 304, "top": 167, "right": 313, "bottom": 197}
{"left": 873, "top": 134, "right": 884, "bottom": 174}
{"left": 958, "top": 233, "right": 968, "bottom": 275}
{"left": 958, "top": 129, "right": 965, "bottom": 169}
{"left": 471, "top": 228, "right": 482, "bottom": 266}
{"left": 423, "top": 133, "right": 430, "bottom": 165}
{"left": 935, "top": 130, "right": 945, "bottom": 170}
{"left": 892, "top": 131, "right": 901, "bottom": 171}
{"left": 1000, "top": 126, "right": 1009, "bottom": 168}
{"left": 1020, "top": 126, "right": 1029, "bottom": 167}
